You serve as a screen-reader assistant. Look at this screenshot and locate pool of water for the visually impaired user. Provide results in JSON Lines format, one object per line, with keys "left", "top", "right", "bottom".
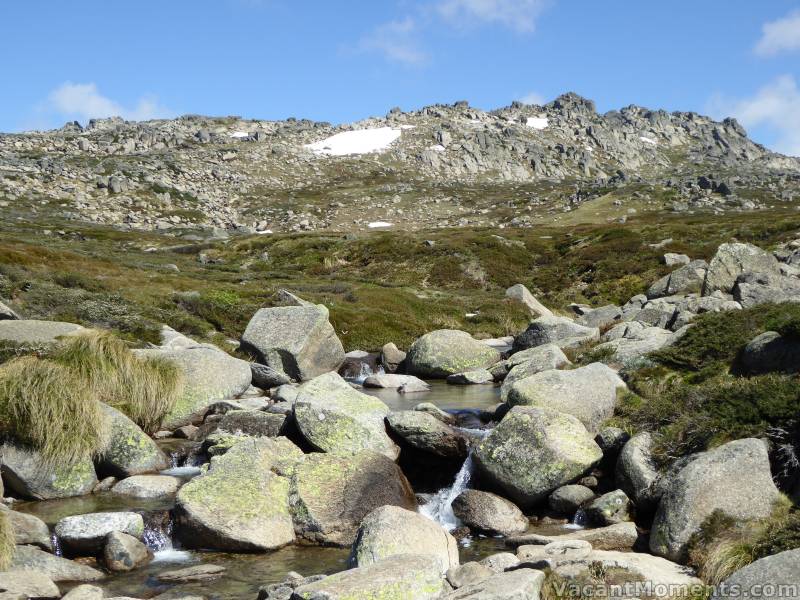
{"left": 362, "top": 380, "right": 501, "bottom": 412}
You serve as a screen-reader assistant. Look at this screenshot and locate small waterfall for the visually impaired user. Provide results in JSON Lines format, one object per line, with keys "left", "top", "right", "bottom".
{"left": 420, "top": 453, "right": 475, "bottom": 531}
{"left": 565, "top": 508, "right": 588, "bottom": 530}
{"left": 51, "top": 533, "right": 62, "bottom": 557}
{"left": 143, "top": 513, "right": 192, "bottom": 563}
{"left": 351, "top": 362, "right": 384, "bottom": 384}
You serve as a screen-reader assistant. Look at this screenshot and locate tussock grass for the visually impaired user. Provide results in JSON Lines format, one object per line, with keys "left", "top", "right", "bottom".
{"left": 689, "top": 498, "right": 800, "bottom": 586}
{"left": 0, "top": 509, "right": 14, "bottom": 570}
{"left": 0, "top": 356, "right": 110, "bottom": 466}
{"left": 52, "top": 330, "right": 184, "bottom": 433}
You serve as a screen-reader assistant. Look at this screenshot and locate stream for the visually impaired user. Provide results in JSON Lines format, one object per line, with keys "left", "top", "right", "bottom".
{"left": 10, "top": 381, "right": 584, "bottom": 599}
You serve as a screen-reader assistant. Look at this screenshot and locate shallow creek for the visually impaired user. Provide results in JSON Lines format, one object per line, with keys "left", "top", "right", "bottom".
{"left": 11, "top": 382, "right": 583, "bottom": 599}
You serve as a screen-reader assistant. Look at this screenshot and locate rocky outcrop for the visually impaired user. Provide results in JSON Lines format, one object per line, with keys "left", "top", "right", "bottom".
{"left": 473, "top": 406, "right": 603, "bottom": 507}
{"left": 406, "top": 329, "right": 501, "bottom": 378}
{"left": 293, "top": 372, "right": 399, "bottom": 459}
{"left": 289, "top": 451, "right": 416, "bottom": 546}
{"left": 513, "top": 316, "right": 599, "bottom": 351}
{"left": 175, "top": 437, "right": 301, "bottom": 551}
{"left": 647, "top": 260, "right": 707, "bottom": 299}
{"left": 451, "top": 489, "right": 528, "bottom": 536}
{"left": 650, "top": 438, "right": 781, "bottom": 562}
{"left": 350, "top": 505, "right": 459, "bottom": 574}
{"left": 505, "top": 284, "right": 553, "bottom": 318}
{"left": 240, "top": 305, "right": 345, "bottom": 381}
{"left": 505, "top": 363, "right": 626, "bottom": 432}
{"left": 703, "top": 242, "right": 781, "bottom": 295}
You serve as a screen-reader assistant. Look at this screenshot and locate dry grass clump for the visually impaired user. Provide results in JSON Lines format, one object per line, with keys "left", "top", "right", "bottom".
{"left": 52, "top": 330, "right": 184, "bottom": 433}
{"left": 0, "top": 356, "right": 109, "bottom": 466}
{"left": 0, "top": 509, "right": 14, "bottom": 570}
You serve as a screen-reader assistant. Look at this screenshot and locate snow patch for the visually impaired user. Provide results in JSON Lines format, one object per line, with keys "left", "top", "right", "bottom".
{"left": 305, "top": 127, "right": 403, "bottom": 156}
{"left": 430, "top": 144, "right": 446, "bottom": 153}
{"left": 229, "top": 131, "right": 250, "bottom": 139}
{"left": 640, "top": 136, "right": 657, "bottom": 145}
{"left": 368, "top": 221, "right": 393, "bottom": 229}
{"left": 526, "top": 116, "right": 549, "bottom": 130}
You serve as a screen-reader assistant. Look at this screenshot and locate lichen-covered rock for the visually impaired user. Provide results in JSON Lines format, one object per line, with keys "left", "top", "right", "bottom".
{"left": 513, "top": 316, "right": 599, "bottom": 352}
{"left": 0, "top": 443, "right": 97, "bottom": 500}
{"left": 616, "top": 432, "right": 660, "bottom": 512}
{"left": 647, "top": 260, "right": 707, "bottom": 299}
{"left": 386, "top": 410, "right": 468, "bottom": 459}
{"left": 112, "top": 475, "right": 181, "bottom": 499}
{"left": 136, "top": 344, "right": 252, "bottom": 429}
{"left": 217, "top": 409, "right": 287, "bottom": 437}
{"left": 443, "top": 569, "right": 545, "bottom": 600}
{"left": 505, "top": 363, "right": 626, "bottom": 433}
{"left": 451, "top": 489, "right": 528, "bottom": 536}
{"left": 650, "top": 438, "right": 781, "bottom": 562}
{"left": 290, "top": 451, "right": 416, "bottom": 546}
{"left": 703, "top": 242, "right": 781, "bottom": 295}
{"left": 713, "top": 548, "right": 800, "bottom": 599}
{"left": 497, "top": 344, "right": 570, "bottom": 396}
{"left": 406, "top": 329, "right": 501, "bottom": 378}
{"left": 473, "top": 407, "right": 602, "bottom": 508}
{"left": 293, "top": 554, "right": 446, "bottom": 600}
{"left": 585, "top": 490, "right": 632, "bottom": 525}
{"left": 175, "top": 437, "right": 301, "bottom": 551}
{"left": 446, "top": 561, "right": 493, "bottom": 589}
{"left": 293, "top": 372, "right": 398, "bottom": 459}
{"left": 96, "top": 404, "right": 169, "bottom": 478}
{"left": 240, "top": 305, "right": 345, "bottom": 381}
{"left": 350, "top": 505, "right": 459, "bottom": 574}
{"left": 55, "top": 511, "right": 144, "bottom": 554}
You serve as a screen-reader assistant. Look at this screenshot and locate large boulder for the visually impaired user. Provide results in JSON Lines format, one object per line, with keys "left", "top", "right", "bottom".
{"left": 240, "top": 305, "right": 345, "bottom": 381}
{"left": 293, "top": 554, "right": 446, "bottom": 600}
{"left": 505, "top": 363, "right": 626, "bottom": 433}
{"left": 548, "top": 485, "right": 596, "bottom": 516}
{"left": 6, "top": 545, "right": 104, "bottom": 582}
{"left": 290, "top": 451, "right": 416, "bottom": 546}
{"left": 650, "top": 438, "right": 781, "bottom": 562}
{"left": 217, "top": 409, "right": 287, "bottom": 438}
{"left": 136, "top": 343, "right": 252, "bottom": 429}
{"left": 616, "top": 432, "right": 660, "bottom": 512}
{"left": 594, "top": 325, "right": 675, "bottom": 364}
{"left": 175, "top": 437, "right": 301, "bottom": 551}
{"left": 738, "top": 331, "right": 800, "bottom": 374}
{"left": 443, "top": 569, "right": 545, "bottom": 599}
{"left": 54, "top": 511, "right": 144, "bottom": 554}
{"left": 513, "top": 316, "right": 599, "bottom": 352}
{"left": 703, "top": 243, "right": 781, "bottom": 295}
{"left": 713, "top": 548, "right": 800, "bottom": 599}
{"left": 0, "top": 443, "right": 97, "bottom": 500}
{"left": 733, "top": 271, "right": 800, "bottom": 308}
{"left": 647, "top": 260, "right": 707, "bottom": 299}
{"left": 0, "top": 319, "right": 84, "bottom": 350}
{"left": 0, "top": 571, "right": 60, "bottom": 599}
{"left": 451, "top": 489, "right": 528, "bottom": 536}
{"left": 96, "top": 404, "right": 169, "bottom": 478}
{"left": 473, "top": 407, "right": 603, "bottom": 508}
{"left": 293, "top": 372, "right": 399, "bottom": 459}
{"left": 406, "top": 330, "right": 501, "bottom": 378}
{"left": 385, "top": 411, "right": 469, "bottom": 459}
{"left": 505, "top": 284, "right": 553, "bottom": 318}
{"left": 103, "top": 530, "right": 153, "bottom": 572}
{"left": 350, "top": 505, "right": 459, "bottom": 574}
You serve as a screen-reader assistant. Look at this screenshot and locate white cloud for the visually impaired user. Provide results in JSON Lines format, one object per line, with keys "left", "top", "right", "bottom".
{"left": 519, "top": 91, "right": 546, "bottom": 105}
{"left": 707, "top": 75, "right": 800, "bottom": 157}
{"left": 359, "top": 18, "right": 428, "bottom": 66}
{"left": 436, "top": 0, "right": 549, "bottom": 33}
{"left": 45, "top": 82, "right": 173, "bottom": 124}
{"left": 755, "top": 9, "right": 800, "bottom": 57}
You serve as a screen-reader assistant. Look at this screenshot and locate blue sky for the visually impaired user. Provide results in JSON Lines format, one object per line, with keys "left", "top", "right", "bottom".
{"left": 2, "top": 0, "right": 799, "bottom": 155}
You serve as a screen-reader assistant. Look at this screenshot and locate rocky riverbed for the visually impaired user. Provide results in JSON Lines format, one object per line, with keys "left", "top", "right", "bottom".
{"left": 2, "top": 239, "right": 800, "bottom": 599}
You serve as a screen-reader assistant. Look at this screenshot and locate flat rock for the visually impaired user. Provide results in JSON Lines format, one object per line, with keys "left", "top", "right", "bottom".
{"left": 0, "top": 571, "right": 60, "bottom": 599}
{"left": 446, "top": 369, "right": 494, "bottom": 385}
{"left": 55, "top": 511, "right": 144, "bottom": 554}
{"left": 156, "top": 564, "right": 226, "bottom": 583}
{"left": 443, "top": 568, "right": 545, "bottom": 600}
{"left": 112, "top": 475, "right": 181, "bottom": 499}
{"left": 7, "top": 545, "right": 104, "bottom": 582}
{"left": 0, "top": 320, "right": 84, "bottom": 347}
{"left": 507, "top": 521, "right": 638, "bottom": 551}
{"left": 362, "top": 373, "right": 429, "bottom": 390}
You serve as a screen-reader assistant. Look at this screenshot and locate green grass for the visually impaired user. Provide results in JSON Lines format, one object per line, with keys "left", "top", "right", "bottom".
{"left": 0, "top": 509, "right": 13, "bottom": 570}
{"left": 688, "top": 498, "right": 800, "bottom": 586}
{"left": 51, "top": 330, "right": 184, "bottom": 434}
{"left": 612, "top": 373, "right": 800, "bottom": 465}
{"left": 0, "top": 356, "right": 110, "bottom": 466}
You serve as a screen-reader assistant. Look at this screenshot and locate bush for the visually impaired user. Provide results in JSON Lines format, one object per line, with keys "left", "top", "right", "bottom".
{"left": 613, "top": 373, "right": 800, "bottom": 465}
{"left": 0, "top": 356, "right": 110, "bottom": 466}
{"left": 0, "top": 509, "right": 14, "bottom": 570}
{"left": 51, "top": 331, "right": 184, "bottom": 434}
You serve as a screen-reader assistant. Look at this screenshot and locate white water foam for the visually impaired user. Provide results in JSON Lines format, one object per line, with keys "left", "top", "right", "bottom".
{"left": 420, "top": 453, "right": 475, "bottom": 531}
{"left": 563, "top": 508, "right": 588, "bottom": 530}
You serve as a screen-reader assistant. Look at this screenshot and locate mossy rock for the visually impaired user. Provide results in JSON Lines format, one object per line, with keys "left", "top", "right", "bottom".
{"left": 0, "top": 443, "right": 97, "bottom": 500}
{"left": 175, "top": 437, "right": 302, "bottom": 551}
{"left": 289, "top": 451, "right": 416, "bottom": 546}
{"left": 473, "top": 406, "right": 602, "bottom": 508}
{"left": 96, "top": 404, "right": 168, "bottom": 478}
{"left": 406, "top": 329, "right": 501, "bottom": 378}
